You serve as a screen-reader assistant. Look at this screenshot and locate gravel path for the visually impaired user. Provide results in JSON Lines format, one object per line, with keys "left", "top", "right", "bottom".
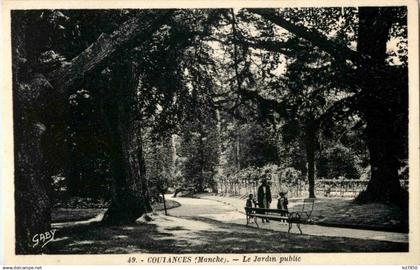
{"left": 46, "top": 195, "right": 407, "bottom": 253}
{"left": 169, "top": 195, "right": 408, "bottom": 243}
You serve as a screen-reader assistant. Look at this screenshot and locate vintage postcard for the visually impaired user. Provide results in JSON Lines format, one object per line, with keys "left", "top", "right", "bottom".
{"left": 1, "top": 0, "right": 419, "bottom": 266}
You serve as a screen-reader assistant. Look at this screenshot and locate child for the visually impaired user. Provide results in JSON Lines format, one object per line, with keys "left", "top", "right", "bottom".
{"left": 245, "top": 194, "right": 257, "bottom": 224}
{"left": 246, "top": 193, "right": 257, "bottom": 208}
{"left": 277, "top": 191, "right": 289, "bottom": 211}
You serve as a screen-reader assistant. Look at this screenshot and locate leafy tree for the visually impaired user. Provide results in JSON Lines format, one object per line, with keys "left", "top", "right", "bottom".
{"left": 317, "top": 143, "right": 362, "bottom": 179}
{"left": 177, "top": 75, "right": 220, "bottom": 192}
{"left": 218, "top": 9, "right": 346, "bottom": 198}
{"left": 143, "top": 133, "right": 174, "bottom": 201}
{"left": 12, "top": 9, "right": 174, "bottom": 252}
{"left": 246, "top": 7, "right": 408, "bottom": 204}
{"left": 230, "top": 122, "right": 278, "bottom": 168}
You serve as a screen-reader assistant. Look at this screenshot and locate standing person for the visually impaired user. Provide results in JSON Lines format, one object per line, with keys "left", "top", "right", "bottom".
{"left": 257, "top": 178, "right": 272, "bottom": 223}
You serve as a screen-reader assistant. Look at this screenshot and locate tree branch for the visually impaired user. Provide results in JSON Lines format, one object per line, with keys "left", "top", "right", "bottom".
{"left": 247, "top": 9, "right": 366, "bottom": 66}
{"left": 234, "top": 38, "right": 296, "bottom": 57}
{"left": 47, "top": 11, "right": 174, "bottom": 94}
{"left": 318, "top": 94, "right": 359, "bottom": 126}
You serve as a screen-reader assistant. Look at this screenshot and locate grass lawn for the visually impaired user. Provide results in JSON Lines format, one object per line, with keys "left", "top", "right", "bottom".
{"left": 52, "top": 208, "right": 106, "bottom": 223}
{"left": 52, "top": 200, "right": 181, "bottom": 223}
{"left": 287, "top": 197, "right": 408, "bottom": 232}
{"left": 199, "top": 194, "right": 408, "bottom": 232}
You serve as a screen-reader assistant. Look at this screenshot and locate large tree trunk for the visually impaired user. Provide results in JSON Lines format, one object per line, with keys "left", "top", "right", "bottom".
{"left": 355, "top": 7, "right": 405, "bottom": 205}
{"left": 12, "top": 14, "right": 52, "bottom": 253}
{"left": 14, "top": 75, "right": 53, "bottom": 254}
{"left": 12, "top": 12, "right": 172, "bottom": 251}
{"left": 361, "top": 117, "right": 401, "bottom": 202}
{"left": 101, "top": 61, "right": 151, "bottom": 224}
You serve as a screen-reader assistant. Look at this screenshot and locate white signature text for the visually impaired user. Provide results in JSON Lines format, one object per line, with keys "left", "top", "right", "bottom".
{"left": 32, "top": 229, "right": 57, "bottom": 248}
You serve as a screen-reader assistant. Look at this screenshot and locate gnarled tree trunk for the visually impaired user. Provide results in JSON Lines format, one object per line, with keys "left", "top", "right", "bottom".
{"left": 14, "top": 75, "right": 53, "bottom": 254}
{"left": 12, "top": 11, "right": 172, "bottom": 252}
{"left": 101, "top": 61, "right": 151, "bottom": 224}
{"left": 355, "top": 7, "right": 406, "bottom": 205}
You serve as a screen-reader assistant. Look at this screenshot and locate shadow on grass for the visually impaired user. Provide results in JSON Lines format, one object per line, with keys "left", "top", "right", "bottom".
{"left": 51, "top": 200, "right": 181, "bottom": 223}
{"left": 45, "top": 215, "right": 408, "bottom": 254}
{"left": 47, "top": 220, "right": 177, "bottom": 254}
{"left": 288, "top": 198, "right": 408, "bottom": 232}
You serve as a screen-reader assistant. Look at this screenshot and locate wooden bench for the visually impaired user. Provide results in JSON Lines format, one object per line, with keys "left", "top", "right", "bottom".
{"left": 245, "top": 198, "right": 315, "bottom": 234}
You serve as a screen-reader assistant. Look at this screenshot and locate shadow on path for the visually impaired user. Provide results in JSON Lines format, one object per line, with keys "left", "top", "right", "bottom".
{"left": 46, "top": 213, "right": 407, "bottom": 254}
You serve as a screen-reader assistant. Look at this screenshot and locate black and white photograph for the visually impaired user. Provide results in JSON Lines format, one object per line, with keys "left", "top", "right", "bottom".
{"left": 2, "top": 0, "right": 420, "bottom": 263}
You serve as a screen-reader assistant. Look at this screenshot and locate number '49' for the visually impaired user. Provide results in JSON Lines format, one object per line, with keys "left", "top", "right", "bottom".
{"left": 128, "top": 257, "right": 137, "bottom": 263}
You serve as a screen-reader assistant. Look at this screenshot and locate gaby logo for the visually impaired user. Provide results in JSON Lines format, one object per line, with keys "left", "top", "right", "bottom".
{"left": 32, "top": 229, "right": 57, "bottom": 248}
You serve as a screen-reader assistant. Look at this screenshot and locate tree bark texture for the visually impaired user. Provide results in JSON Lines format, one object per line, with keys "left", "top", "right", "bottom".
{"left": 12, "top": 12, "right": 172, "bottom": 251}
{"left": 12, "top": 14, "right": 53, "bottom": 253}
{"left": 14, "top": 75, "right": 53, "bottom": 254}
{"left": 101, "top": 61, "right": 151, "bottom": 224}
{"left": 355, "top": 7, "right": 406, "bottom": 204}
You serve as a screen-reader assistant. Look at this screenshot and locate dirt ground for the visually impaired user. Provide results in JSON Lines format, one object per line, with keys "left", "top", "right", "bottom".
{"left": 198, "top": 194, "right": 408, "bottom": 232}
{"left": 46, "top": 195, "right": 408, "bottom": 254}
{"left": 46, "top": 213, "right": 407, "bottom": 254}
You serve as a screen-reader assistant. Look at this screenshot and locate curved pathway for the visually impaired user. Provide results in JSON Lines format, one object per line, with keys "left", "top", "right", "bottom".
{"left": 169, "top": 195, "right": 408, "bottom": 243}
{"left": 46, "top": 195, "right": 408, "bottom": 253}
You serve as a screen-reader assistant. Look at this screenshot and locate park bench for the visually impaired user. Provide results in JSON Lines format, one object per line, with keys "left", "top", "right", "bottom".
{"left": 245, "top": 198, "right": 315, "bottom": 234}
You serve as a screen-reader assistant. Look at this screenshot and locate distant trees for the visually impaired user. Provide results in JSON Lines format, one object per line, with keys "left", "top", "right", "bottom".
{"left": 246, "top": 7, "right": 408, "bottom": 204}
{"left": 143, "top": 133, "right": 174, "bottom": 202}
{"left": 218, "top": 9, "right": 350, "bottom": 198}
{"left": 234, "top": 123, "right": 279, "bottom": 168}
{"left": 178, "top": 115, "right": 220, "bottom": 193}
{"left": 176, "top": 41, "right": 221, "bottom": 193}
{"left": 207, "top": 7, "right": 407, "bottom": 203}
{"left": 317, "top": 143, "right": 362, "bottom": 179}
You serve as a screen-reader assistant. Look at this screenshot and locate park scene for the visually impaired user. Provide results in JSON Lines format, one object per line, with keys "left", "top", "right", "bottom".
{"left": 11, "top": 7, "right": 409, "bottom": 254}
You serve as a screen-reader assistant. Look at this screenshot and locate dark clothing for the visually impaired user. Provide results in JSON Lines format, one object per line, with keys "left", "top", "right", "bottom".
{"left": 245, "top": 198, "right": 258, "bottom": 224}
{"left": 277, "top": 197, "right": 288, "bottom": 210}
{"left": 246, "top": 198, "right": 257, "bottom": 208}
{"left": 257, "top": 184, "right": 272, "bottom": 208}
{"left": 257, "top": 184, "right": 272, "bottom": 222}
